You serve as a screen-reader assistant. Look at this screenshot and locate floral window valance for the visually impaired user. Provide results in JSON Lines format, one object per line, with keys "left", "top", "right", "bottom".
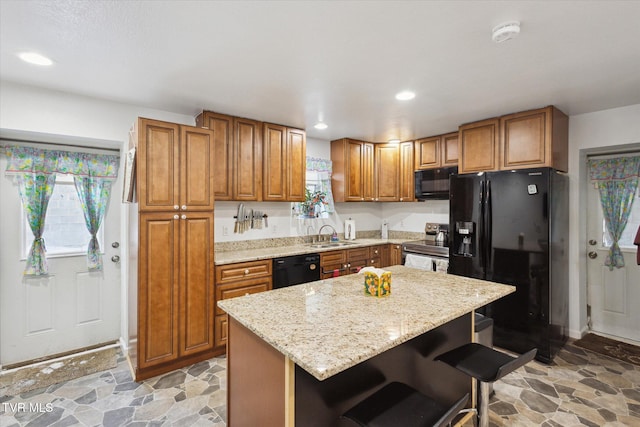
{"left": 4, "top": 145, "right": 119, "bottom": 179}
{"left": 588, "top": 156, "right": 640, "bottom": 182}
{"left": 588, "top": 155, "right": 640, "bottom": 269}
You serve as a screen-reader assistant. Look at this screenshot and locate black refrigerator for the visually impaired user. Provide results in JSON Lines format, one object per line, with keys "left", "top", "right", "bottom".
{"left": 448, "top": 167, "right": 568, "bottom": 363}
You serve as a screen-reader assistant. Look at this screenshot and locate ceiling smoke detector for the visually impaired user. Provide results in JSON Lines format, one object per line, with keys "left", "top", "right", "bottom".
{"left": 492, "top": 21, "right": 521, "bottom": 43}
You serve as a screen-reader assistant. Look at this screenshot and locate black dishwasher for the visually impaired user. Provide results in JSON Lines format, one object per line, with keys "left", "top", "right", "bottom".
{"left": 273, "top": 254, "right": 321, "bottom": 288}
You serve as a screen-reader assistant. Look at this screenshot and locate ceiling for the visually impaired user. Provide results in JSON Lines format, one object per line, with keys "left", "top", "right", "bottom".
{"left": 1, "top": 1, "right": 639, "bottom": 142}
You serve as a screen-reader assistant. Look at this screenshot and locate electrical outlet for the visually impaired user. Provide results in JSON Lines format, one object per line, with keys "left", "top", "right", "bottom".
{"left": 272, "top": 225, "right": 278, "bottom": 234}
{"left": 222, "top": 226, "right": 229, "bottom": 236}
{"left": 400, "top": 220, "right": 404, "bottom": 228}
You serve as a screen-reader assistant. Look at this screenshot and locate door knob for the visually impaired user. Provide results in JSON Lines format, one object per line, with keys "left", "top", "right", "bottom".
{"left": 588, "top": 251, "right": 598, "bottom": 259}
{"left": 111, "top": 242, "right": 120, "bottom": 248}
{"left": 588, "top": 239, "right": 597, "bottom": 246}
{"left": 111, "top": 255, "right": 120, "bottom": 263}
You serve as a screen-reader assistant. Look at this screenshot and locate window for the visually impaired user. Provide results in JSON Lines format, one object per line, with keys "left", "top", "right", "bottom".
{"left": 22, "top": 174, "right": 104, "bottom": 258}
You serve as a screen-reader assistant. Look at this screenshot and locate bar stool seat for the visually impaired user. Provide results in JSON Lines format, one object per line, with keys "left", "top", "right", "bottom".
{"left": 435, "top": 343, "right": 537, "bottom": 427}
{"left": 435, "top": 343, "right": 536, "bottom": 382}
{"left": 341, "top": 382, "right": 469, "bottom": 427}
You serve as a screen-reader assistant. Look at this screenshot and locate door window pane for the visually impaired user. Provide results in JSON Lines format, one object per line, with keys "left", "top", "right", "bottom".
{"left": 602, "top": 187, "right": 640, "bottom": 249}
{"left": 22, "top": 174, "right": 104, "bottom": 258}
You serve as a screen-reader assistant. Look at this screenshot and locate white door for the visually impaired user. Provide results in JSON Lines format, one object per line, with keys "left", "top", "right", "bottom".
{"left": 586, "top": 159, "right": 640, "bottom": 343}
{"left": 0, "top": 148, "right": 122, "bottom": 366}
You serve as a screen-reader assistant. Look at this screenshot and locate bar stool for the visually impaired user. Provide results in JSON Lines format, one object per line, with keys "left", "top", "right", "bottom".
{"left": 435, "top": 343, "right": 537, "bottom": 427}
{"left": 341, "top": 382, "right": 469, "bottom": 427}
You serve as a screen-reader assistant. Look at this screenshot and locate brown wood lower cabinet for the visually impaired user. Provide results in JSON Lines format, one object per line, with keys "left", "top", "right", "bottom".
{"left": 320, "top": 247, "right": 387, "bottom": 278}
{"left": 320, "top": 250, "right": 347, "bottom": 279}
{"left": 214, "top": 260, "right": 272, "bottom": 351}
{"left": 389, "top": 243, "right": 403, "bottom": 266}
{"left": 347, "top": 247, "right": 369, "bottom": 274}
{"left": 368, "top": 245, "right": 384, "bottom": 268}
{"left": 136, "top": 211, "right": 214, "bottom": 380}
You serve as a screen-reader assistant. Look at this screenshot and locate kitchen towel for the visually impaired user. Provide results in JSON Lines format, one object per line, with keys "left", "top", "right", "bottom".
{"left": 434, "top": 259, "right": 449, "bottom": 273}
{"left": 345, "top": 219, "right": 356, "bottom": 240}
{"left": 404, "top": 254, "right": 434, "bottom": 271}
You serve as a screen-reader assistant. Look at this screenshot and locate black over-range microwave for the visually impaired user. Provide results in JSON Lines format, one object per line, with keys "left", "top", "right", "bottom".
{"left": 414, "top": 166, "right": 458, "bottom": 200}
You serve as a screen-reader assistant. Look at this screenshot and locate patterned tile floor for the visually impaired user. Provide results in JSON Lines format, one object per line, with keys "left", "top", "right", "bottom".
{"left": 1, "top": 340, "right": 639, "bottom": 426}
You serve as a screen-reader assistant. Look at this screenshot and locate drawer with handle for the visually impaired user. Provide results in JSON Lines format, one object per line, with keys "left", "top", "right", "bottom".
{"left": 215, "top": 259, "right": 272, "bottom": 284}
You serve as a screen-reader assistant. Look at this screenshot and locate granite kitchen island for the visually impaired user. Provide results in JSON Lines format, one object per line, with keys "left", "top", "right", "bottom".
{"left": 218, "top": 265, "right": 515, "bottom": 427}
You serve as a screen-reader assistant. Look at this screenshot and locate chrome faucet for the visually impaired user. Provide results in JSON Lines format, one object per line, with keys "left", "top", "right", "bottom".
{"left": 306, "top": 225, "right": 316, "bottom": 242}
{"left": 317, "top": 224, "right": 337, "bottom": 243}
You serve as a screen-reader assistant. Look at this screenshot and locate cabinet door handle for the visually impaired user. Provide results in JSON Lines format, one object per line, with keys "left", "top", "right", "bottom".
{"left": 181, "top": 205, "right": 187, "bottom": 210}
{"left": 181, "top": 215, "right": 187, "bottom": 219}
{"left": 244, "top": 269, "right": 250, "bottom": 275}
{"left": 174, "top": 215, "right": 179, "bottom": 219}
{"left": 174, "top": 205, "right": 180, "bottom": 210}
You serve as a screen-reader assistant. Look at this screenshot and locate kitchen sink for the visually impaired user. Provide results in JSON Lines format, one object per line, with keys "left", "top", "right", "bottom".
{"left": 306, "top": 241, "right": 359, "bottom": 248}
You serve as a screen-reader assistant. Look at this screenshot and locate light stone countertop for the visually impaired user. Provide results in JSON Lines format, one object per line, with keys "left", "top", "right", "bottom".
{"left": 218, "top": 265, "right": 515, "bottom": 381}
{"left": 214, "top": 238, "right": 408, "bottom": 265}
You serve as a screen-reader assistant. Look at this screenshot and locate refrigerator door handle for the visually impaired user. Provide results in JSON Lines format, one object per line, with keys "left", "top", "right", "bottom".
{"left": 479, "top": 180, "right": 485, "bottom": 269}
{"left": 485, "top": 180, "right": 492, "bottom": 270}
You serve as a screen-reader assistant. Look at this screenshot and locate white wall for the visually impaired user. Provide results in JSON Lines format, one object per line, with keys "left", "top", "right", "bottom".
{"left": 567, "top": 103, "right": 640, "bottom": 339}
{"left": 0, "top": 81, "right": 195, "bottom": 142}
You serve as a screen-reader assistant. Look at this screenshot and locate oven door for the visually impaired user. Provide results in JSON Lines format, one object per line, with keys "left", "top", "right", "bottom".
{"left": 403, "top": 252, "right": 449, "bottom": 272}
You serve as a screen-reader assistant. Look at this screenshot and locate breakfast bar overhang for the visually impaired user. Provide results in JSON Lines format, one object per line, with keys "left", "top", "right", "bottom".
{"left": 218, "top": 265, "right": 515, "bottom": 427}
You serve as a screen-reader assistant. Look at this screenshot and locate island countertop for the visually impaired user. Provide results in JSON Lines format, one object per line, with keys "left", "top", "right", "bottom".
{"left": 218, "top": 265, "right": 515, "bottom": 381}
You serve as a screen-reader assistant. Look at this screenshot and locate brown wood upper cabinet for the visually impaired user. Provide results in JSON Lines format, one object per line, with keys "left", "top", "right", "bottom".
{"left": 458, "top": 106, "right": 568, "bottom": 174}
{"left": 501, "top": 106, "right": 568, "bottom": 171}
{"left": 197, "top": 110, "right": 307, "bottom": 201}
{"left": 195, "top": 111, "right": 262, "bottom": 201}
{"left": 399, "top": 141, "right": 415, "bottom": 202}
{"left": 459, "top": 118, "right": 500, "bottom": 173}
{"left": 414, "top": 132, "right": 459, "bottom": 170}
{"left": 375, "top": 143, "right": 400, "bottom": 202}
{"left": 263, "top": 123, "right": 306, "bottom": 202}
{"left": 332, "top": 139, "right": 413, "bottom": 202}
{"left": 195, "top": 111, "right": 233, "bottom": 200}
{"left": 137, "top": 118, "right": 214, "bottom": 212}
{"left": 234, "top": 117, "right": 263, "bottom": 201}
{"left": 331, "top": 138, "right": 375, "bottom": 202}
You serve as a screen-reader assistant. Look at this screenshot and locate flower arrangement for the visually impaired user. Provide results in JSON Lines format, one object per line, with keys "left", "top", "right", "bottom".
{"left": 301, "top": 188, "right": 328, "bottom": 217}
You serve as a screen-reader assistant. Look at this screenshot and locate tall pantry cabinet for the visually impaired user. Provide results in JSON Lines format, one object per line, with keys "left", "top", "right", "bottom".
{"left": 129, "top": 118, "right": 216, "bottom": 381}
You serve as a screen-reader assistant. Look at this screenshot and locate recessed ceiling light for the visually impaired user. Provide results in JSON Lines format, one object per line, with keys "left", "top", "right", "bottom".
{"left": 314, "top": 122, "right": 328, "bottom": 130}
{"left": 492, "top": 21, "right": 521, "bottom": 43}
{"left": 388, "top": 139, "right": 400, "bottom": 144}
{"left": 395, "top": 91, "right": 415, "bottom": 101}
{"left": 18, "top": 52, "right": 53, "bottom": 66}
